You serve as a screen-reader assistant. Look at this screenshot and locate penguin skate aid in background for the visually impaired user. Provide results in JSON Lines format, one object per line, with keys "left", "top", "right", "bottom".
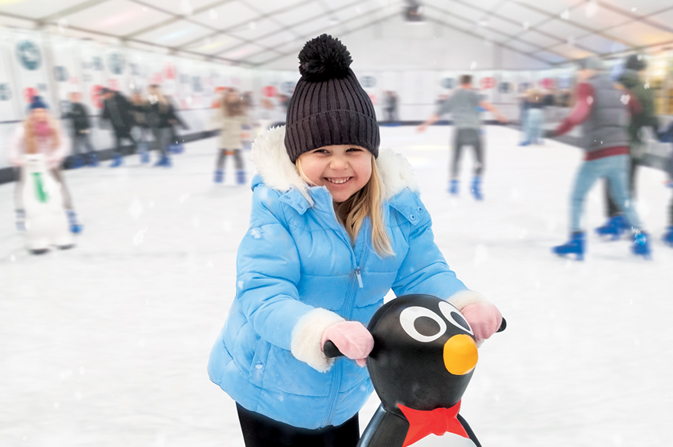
{"left": 19, "top": 153, "right": 74, "bottom": 254}
{"left": 324, "top": 295, "right": 506, "bottom": 447}
{"left": 207, "top": 35, "right": 503, "bottom": 447}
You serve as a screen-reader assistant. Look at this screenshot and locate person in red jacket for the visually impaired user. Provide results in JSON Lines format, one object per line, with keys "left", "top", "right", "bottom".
{"left": 550, "top": 57, "right": 650, "bottom": 260}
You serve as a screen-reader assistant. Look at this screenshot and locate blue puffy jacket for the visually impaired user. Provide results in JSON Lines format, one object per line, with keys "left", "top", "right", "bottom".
{"left": 207, "top": 127, "right": 486, "bottom": 429}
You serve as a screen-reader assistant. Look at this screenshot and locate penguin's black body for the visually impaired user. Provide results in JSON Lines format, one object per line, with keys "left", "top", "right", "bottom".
{"left": 325, "top": 294, "right": 486, "bottom": 447}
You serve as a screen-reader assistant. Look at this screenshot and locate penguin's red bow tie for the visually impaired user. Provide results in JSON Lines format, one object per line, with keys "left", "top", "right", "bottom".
{"left": 398, "top": 401, "right": 469, "bottom": 447}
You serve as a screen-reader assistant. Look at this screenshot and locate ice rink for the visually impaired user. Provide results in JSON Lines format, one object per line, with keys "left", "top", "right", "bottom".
{"left": 1, "top": 125, "right": 672, "bottom": 447}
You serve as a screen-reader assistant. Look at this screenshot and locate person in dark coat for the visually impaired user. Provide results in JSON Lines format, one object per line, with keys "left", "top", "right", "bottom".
{"left": 144, "top": 84, "right": 187, "bottom": 167}
{"left": 100, "top": 88, "right": 137, "bottom": 168}
{"left": 596, "top": 54, "right": 659, "bottom": 238}
{"left": 62, "top": 92, "right": 96, "bottom": 168}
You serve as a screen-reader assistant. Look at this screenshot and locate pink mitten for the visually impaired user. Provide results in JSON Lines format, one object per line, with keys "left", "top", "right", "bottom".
{"left": 461, "top": 302, "right": 502, "bottom": 343}
{"left": 321, "top": 321, "right": 374, "bottom": 367}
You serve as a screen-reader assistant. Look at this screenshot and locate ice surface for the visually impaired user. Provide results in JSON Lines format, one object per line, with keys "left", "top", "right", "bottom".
{"left": 1, "top": 126, "right": 672, "bottom": 447}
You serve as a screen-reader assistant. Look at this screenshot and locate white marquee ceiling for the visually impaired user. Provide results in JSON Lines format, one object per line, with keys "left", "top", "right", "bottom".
{"left": 1, "top": 0, "right": 673, "bottom": 67}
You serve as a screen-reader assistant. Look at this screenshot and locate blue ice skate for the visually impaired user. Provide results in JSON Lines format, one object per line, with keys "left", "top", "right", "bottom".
{"left": 138, "top": 142, "right": 150, "bottom": 164}
{"left": 471, "top": 176, "right": 483, "bottom": 201}
{"left": 71, "top": 154, "right": 85, "bottom": 169}
{"left": 214, "top": 169, "right": 224, "bottom": 183}
{"left": 595, "top": 215, "right": 629, "bottom": 240}
{"left": 663, "top": 227, "right": 673, "bottom": 246}
{"left": 88, "top": 152, "right": 99, "bottom": 167}
{"left": 110, "top": 154, "right": 123, "bottom": 168}
{"left": 448, "top": 179, "right": 459, "bottom": 195}
{"left": 154, "top": 155, "right": 171, "bottom": 167}
{"left": 67, "top": 210, "right": 83, "bottom": 234}
{"left": 236, "top": 169, "right": 246, "bottom": 185}
{"left": 552, "top": 232, "right": 585, "bottom": 261}
{"left": 632, "top": 230, "right": 651, "bottom": 259}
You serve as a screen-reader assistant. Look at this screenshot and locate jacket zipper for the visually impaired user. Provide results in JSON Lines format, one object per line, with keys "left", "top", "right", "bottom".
{"left": 320, "top": 203, "right": 368, "bottom": 426}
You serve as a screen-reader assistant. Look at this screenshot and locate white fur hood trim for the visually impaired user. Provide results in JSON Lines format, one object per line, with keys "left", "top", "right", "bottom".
{"left": 251, "top": 126, "right": 420, "bottom": 204}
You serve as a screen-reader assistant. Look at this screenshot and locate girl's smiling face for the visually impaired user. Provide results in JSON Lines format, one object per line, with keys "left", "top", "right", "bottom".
{"left": 298, "top": 144, "right": 373, "bottom": 203}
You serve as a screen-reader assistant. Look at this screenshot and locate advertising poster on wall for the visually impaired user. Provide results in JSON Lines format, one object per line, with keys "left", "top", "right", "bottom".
{"left": 8, "top": 30, "right": 51, "bottom": 114}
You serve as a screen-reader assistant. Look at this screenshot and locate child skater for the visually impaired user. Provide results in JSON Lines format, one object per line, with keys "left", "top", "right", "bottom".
{"left": 9, "top": 96, "right": 82, "bottom": 251}
{"left": 212, "top": 87, "right": 250, "bottom": 184}
{"left": 208, "top": 35, "right": 502, "bottom": 447}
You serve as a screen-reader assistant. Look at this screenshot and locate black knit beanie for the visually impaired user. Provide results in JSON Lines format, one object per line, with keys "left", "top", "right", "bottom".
{"left": 285, "top": 34, "right": 380, "bottom": 163}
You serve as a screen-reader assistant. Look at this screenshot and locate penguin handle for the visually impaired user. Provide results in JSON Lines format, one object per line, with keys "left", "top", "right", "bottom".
{"left": 497, "top": 317, "right": 507, "bottom": 333}
{"left": 323, "top": 340, "right": 343, "bottom": 358}
{"left": 324, "top": 318, "right": 506, "bottom": 358}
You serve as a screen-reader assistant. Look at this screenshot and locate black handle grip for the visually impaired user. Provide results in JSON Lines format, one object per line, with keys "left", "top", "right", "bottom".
{"left": 323, "top": 340, "right": 343, "bottom": 358}
{"left": 323, "top": 318, "right": 506, "bottom": 359}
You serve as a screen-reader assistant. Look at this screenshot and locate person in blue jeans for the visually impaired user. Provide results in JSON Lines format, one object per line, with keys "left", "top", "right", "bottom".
{"left": 520, "top": 88, "right": 545, "bottom": 146}
{"left": 207, "top": 35, "right": 503, "bottom": 447}
{"left": 550, "top": 57, "right": 651, "bottom": 259}
{"left": 664, "top": 153, "right": 673, "bottom": 246}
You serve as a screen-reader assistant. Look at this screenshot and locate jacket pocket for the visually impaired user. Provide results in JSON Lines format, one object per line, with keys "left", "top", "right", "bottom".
{"left": 248, "top": 338, "right": 271, "bottom": 387}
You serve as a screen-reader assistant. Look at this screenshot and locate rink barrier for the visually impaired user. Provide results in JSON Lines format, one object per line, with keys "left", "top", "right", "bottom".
{"left": 0, "top": 129, "right": 219, "bottom": 185}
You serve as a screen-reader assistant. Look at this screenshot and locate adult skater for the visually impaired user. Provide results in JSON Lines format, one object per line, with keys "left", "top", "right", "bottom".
{"left": 520, "top": 88, "right": 545, "bottom": 146}
{"left": 208, "top": 34, "right": 502, "bottom": 447}
{"left": 417, "top": 74, "right": 507, "bottom": 200}
{"left": 100, "top": 87, "right": 137, "bottom": 168}
{"left": 145, "top": 84, "right": 184, "bottom": 167}
{"left": 62, "top": 92, "right": 96, "bottom": 168}
{"left": 664, "top": 152, "right": 673, "bottom": 246}
{"left": 131, "top": 91, "right": 151, "bottom": 164}
{"left": 550, "top": 57, "right": 650, "bottom": 259}
{"left": 9, "top": 96, "right": 82, "bottom": 234}
{"left": 595, "top": 54, "right": 658, "bottom": 239}
{"left": 211, "top": 87, "right": 250, "bottom": 184}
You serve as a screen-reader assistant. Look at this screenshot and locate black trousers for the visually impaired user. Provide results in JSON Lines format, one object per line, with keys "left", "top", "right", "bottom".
{"left": 605, "top": 157, "right": 638, "bottom": 218}
{"left": 72, "top": 133, "right": 95, "bottom": 155}
{"left": 236, "top": 404, "right": 360, "bottom": 447}
{"left": 451, "top": 128, "right": 484, "bottom": 178}
{"left": 113, "top": 128, "right": 137, "bottom": 156}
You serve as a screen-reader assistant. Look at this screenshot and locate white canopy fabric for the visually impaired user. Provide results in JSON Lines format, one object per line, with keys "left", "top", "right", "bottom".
{"left": 1, "top": 0, "right": 672, "bottom": 67}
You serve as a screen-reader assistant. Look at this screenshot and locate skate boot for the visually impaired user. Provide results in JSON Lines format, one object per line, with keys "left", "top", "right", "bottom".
{"left": 471, "top": 176, "right": 483, "bottom": 201}
{"left": 448, "top": 179, "right": 459, "bottom": 195}
{"left": 88, "top": 152, "right": 99, "bottom": 167}
{"left": 552, "top": 232, "right": 585, "bottom": 261}
{"left": 154, "top": 155, "right": 171, "bottom": 167}
{"left": 139, "top": 143, "right": 150, "bottom": 164}
{"left": 236, "top": 169, "right": 246, "bottom": 185}
{"left": 110, "top": 154, "right": 123, "bottom": 168}
{"left": 214, "top": 169, "right": 224, "bottom": 183}
{"left": 71, "top": 155, "right": 84, "bottom": 169}
{"left": 595, "top": 215, "right": 628, "bottom": 240}
{"left": 663, "top": 226, "right": 673, "bottom": 247}
{"left": 15, "top": 209, "right": 25, "bottom": 231}
{"left": 632, "top": 230, "right": 652, "bottom": 259}
{"left": 67, "top": 210, "right": 83, "bottom": 234}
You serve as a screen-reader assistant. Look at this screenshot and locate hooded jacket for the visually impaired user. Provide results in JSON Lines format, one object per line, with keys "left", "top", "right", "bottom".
{"left": 207, "top": 126, "right": 487, "bottom": 429}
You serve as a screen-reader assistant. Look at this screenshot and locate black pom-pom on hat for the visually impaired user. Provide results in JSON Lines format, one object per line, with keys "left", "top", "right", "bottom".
{"left": 285, "top": 34, "right": 379, "bottom": 163}
{"left": 298, "top": 34, "right": 352, "bottom": 82}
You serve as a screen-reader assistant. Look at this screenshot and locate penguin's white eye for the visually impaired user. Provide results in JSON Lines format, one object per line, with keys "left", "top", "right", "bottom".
{"left": 400, "top": 306, "right": 447, "bottom": 343}
{"left": 439, "top": 301, "right": 473, "bottom": 335}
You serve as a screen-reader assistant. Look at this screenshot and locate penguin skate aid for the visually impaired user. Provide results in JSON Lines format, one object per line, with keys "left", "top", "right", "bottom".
{"left": 324, "top": 294, "right": 506, "bottom": 447}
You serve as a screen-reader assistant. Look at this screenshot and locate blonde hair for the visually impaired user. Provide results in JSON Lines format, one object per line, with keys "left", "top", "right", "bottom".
{"left": 296, "top": 157, "right": 395, "bottom": 257}
{"left": 23, "top": 113, "right": 61, "bottom": 155}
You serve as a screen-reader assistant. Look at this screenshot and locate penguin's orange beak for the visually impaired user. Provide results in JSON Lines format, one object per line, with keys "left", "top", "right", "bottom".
{"left": 443, "top": 334, "right": 478, "bottom": 375}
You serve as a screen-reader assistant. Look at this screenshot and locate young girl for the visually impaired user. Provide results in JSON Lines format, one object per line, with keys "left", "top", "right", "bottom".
{"left": 208, "top": 35, "right": 502, "bottom": 447}
{"left": 212, "top": 88, "right": 250, "bottom": 184}
{"left": 9, "top": 96, "right": 82, "bottom": 248}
